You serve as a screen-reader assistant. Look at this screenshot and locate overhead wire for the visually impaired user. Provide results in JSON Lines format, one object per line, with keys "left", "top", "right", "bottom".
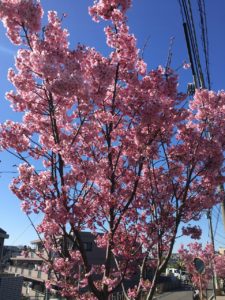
{"left": 197, "top": 0, "right": 211, "bottom": 89}
{"left": 214, "top": 205, "right": 221, "bottom": 238}
{"left": 178, "top": 0, "right": 223, "bottom": 252}
{"left": 187, "top": 0, "right": 205, "bottom": 88}
{"left": 180, "top": 0, "right": 200, "bottom": 87}
{"left": 11, "top": 214, "right": 41, "bottom": 246}
{"left": 11, "top": 223, "right": 32, "bottom": 246}
{"left": 217, "top": 231, "right": 225, "bottom": 240}
{"left": 178, "top": 0, "right": 217, "bottom": 246}
{"left": 214, "top": 238, "right": 225, "bottom": 246}
{"left": 178, "top": 0, "right": 211, "bottom": 90}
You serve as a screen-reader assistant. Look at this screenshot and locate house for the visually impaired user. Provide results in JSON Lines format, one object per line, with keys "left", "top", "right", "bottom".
{"left": 5, "top": 232, "right": 106, "bottom": 299}
{"left": 167, "top": 253, "right": 180, "bottom": 269}
{"left": 0, "top": 228, "right": 9, "bottom": 264}
{"left": 0, "top": 228, "right": 23, "bottom": 300}
{"left": 218, "top": 247, "right": 225, "bottom": 255}
{"left": 0, "top": 273, "right": 23, "bottom": 300}
{"left": 2, "top": 245, "right": 21, "bottom": 264}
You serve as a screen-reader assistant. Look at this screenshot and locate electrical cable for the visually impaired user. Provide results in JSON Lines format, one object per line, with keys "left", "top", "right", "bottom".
{"left": 198, "top": 0, "right": 211, "bottom": 89}
{"left": 214, "top": 205, "right": 221, "bottom": 238}
{"left": 187, "top": 0, "right": 205, "bottom": 88}
{"left": 181, "top": 0, "right": 201, "bottom": 87}
{"left": 216, "top": 231, "right": 225, "bottom": 240}
{"left": 178, "top": 0, "right": 211, "bottom": 90}
{"left": 11, "top": 223, "right": 32, "bottom": 246}
{"left": 11, "top": 214, "right": 41, "bottom": 245}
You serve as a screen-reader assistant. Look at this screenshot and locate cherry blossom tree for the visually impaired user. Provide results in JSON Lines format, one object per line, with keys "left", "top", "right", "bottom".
{"left": 215, "top": 254, "right": 225, "bottom": 280}
{"left": 178, "top": 243, "right": 214, "bottom": 290}
{"left": 179, "top": 244, "right": 225, "bottom": 297}
{"left": 0, "top": 1, "right": 225, "bottom": 299}
{"left": 179, "top": 245, "right": 225, "bottom": 289}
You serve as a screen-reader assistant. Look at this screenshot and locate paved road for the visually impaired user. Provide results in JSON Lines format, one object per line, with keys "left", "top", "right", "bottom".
{"left": 153, "top": 286, "right": 216, "bottom": 300}
{"left": 154, "top": 289, "right": 193, "bottom": 300}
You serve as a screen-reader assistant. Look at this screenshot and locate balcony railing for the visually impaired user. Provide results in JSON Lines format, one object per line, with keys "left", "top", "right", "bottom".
{"left": 10, "top": 252, "right": 47, "bottom": 261}
{"left": 5, "top": 266, "right": 49, "bottom": 281}
{"left": 22, "top": 287, "right": 67, "bottom": 300}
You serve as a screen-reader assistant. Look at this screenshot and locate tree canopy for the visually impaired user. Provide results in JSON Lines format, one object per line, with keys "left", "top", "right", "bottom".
{"left": 0, "top": 1, "right": 225, "bottom": 299}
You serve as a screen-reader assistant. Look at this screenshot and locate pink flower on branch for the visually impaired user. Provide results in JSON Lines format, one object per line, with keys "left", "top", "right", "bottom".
{"left": 0, "top": 0, "right": 225, "bottom": 299}
{"left": 215, "top": 254, "right": 225, "bottom": 279}
{"left": 182, "top": 61, "right": 191, "bottom": 69}
{"left": 89, "top": 0, "right": 132, "bottom": 22}
{"left": 0, "top": 0, "right": 43, "bottom": 44}
{"left": 178, "top": 243, "right": 214, "bottom": 289}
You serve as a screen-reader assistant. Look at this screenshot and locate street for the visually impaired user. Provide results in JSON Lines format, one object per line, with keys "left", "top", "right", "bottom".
{"left": 153, "top": 284, "right": 216, "bottom": 300}
{"left": 154, "top": 290, "right": 193, "bottom": 300}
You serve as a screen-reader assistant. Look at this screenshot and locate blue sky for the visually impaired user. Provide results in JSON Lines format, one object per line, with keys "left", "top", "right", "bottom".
{"left": 0, "top": 0, "right": 225, "bottom": 251}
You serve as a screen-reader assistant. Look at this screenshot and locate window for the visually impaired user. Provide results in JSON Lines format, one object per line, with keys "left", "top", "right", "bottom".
{"left": 37, "top": 270, "right": 42, "bottom": 278}
{"left": 83, "top": 242, "right": 92, "bottom": 251}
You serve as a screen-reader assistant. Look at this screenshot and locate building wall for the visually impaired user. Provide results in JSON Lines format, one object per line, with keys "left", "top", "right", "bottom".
{"left": 5, "top": 265, "right": 48, "bottom": 282}
{"left": 2, "top": 246, "right": 21, "bottom": 263}
{"left": 5, "top": 232, "right": 106, "bottom": 298}
{"left": 0, "top": 274, "right": 23, "bottom": 300}
{"left": 218, "top": 247, "right": 225, "bottom": 255}
{"left": 0, "top": 239, "right": 4, "bottom": 262}
{"left": 0, "top": 228, "right": 9, "bottom": 263}
{"left": 6, "top": 233, "right": 106, "bottom": 283}
{"left": 80, "top": 232, "right": 106, "bottom": 265}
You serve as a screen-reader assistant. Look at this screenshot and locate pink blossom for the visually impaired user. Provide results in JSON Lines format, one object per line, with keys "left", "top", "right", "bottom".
{"left": 0, "top": 1, "right": 224, "bottom": 299}
{"left": 182, "top": 225, "right": 202, "bottom": 239}
{"left": 182, "top": 61, "right": 191, "bottom": 69}
{"left": 178, "top": 243, "right": 214, "bottom": 289}
{"left": 214, "top": 255, "right": 225, "bottom": 279}
{"left": 89, "top": 0, "right": 132, "bottom": 22}
{"left": 0, "top": 0, "right": 43, "bottom": 44}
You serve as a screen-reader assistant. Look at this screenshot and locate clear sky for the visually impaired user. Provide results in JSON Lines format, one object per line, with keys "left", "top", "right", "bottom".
{"left": 0, "top": 0, "right": 225, "bottom": 251}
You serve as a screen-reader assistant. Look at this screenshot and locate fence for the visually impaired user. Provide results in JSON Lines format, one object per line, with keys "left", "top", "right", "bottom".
{"left": 109, "top": 292, "right": 124, "bottom": 300}
{"left": 109, "top": 291, "right": 148, "bottom": 300}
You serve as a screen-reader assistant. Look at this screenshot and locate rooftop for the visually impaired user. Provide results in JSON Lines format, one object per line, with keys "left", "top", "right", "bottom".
{"left": 0, "top": 228, "right": 9, "bottom": 239}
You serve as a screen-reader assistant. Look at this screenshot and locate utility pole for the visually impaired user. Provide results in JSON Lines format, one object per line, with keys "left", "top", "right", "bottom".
{"left": 218, "top": 185, "right": 225, "bottom": 232}
{"left": 178, "top": 1, "right": 223, "bottom": 298}
{"left": 207, "top": 210, "right": 218, "bottom": 299}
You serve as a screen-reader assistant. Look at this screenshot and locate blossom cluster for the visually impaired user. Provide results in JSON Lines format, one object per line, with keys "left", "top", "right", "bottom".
{"left": 0, "top": 0, "right": 43, "bottom": 44}
{"left": 178, "top": 243, "right": 214, "bottom": 289}
{"left": 0, "top": 0, "right": 225, "bottom": 299}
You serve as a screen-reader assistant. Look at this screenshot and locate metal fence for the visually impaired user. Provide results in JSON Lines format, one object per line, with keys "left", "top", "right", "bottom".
{"left": 109, "top": 292, "right": 124, "bottom": 300}
{"left": 109, "top": 291, "right": 148, "bottom": 300}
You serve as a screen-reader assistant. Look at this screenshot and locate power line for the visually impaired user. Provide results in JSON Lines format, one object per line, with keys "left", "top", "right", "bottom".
{"left": 215, "top": 238, "right": 225, "bottom": 246}
{"left": 178, "top": 0, "right": 211, "bottom": 89}
{"left": 197, "top": 0, "right": 211, "bottom": 89}
{"left": 214, "top": 205, "right": 221, "bottom": 238}
{"left": 11, "top": 223, "right": 32, "bottom": 246}
{"left": 180, "top": 0, "right": 199, "bottom": 87}
{"left": 216, "top": 231, "right": 225, "bottom": 240}
{"left": 178, "top": 2, "right": 219, "bottom": 296}
{"left": 11, "top": 214, "right": 41, "bottom": 245}
{"left": 187, "top": 0, "right": 205, "bottom": 87}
